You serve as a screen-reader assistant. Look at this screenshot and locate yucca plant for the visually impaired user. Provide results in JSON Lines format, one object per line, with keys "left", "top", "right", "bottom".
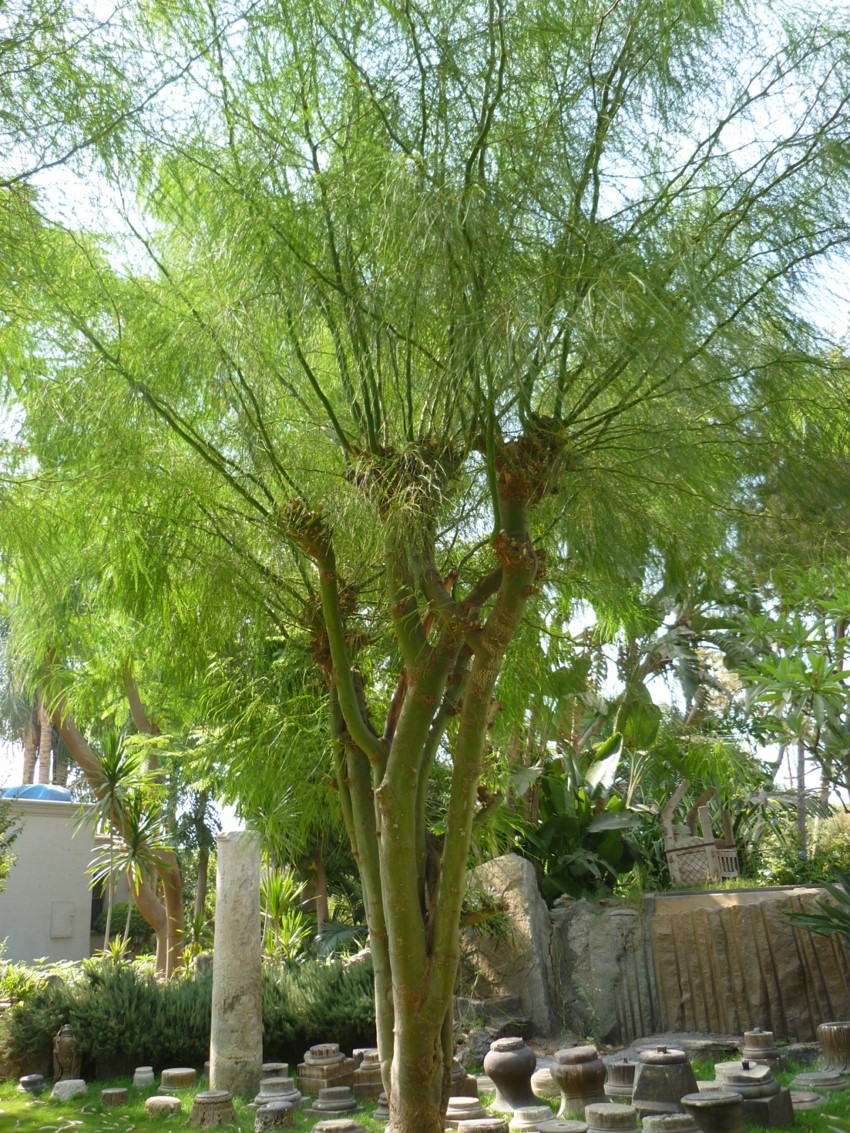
{"left": 784, "top": 866, "right": 850, "bottom": 952}
{"left": 260, "top": 868, "right": 313, "bottom": 961}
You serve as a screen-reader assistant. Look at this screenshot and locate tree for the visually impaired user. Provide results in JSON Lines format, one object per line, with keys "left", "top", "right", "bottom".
{"left": 0, "top": 478, "right": 207, "bottom": 977}
{"left": 5, "top": 0, "right": 850, "bottom": 1128}
{"left": 0, "top": 800, "right": 20, "bottom": 893}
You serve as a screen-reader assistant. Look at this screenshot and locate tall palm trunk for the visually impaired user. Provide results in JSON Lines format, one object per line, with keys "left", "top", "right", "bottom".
{"left": 37, "top": 698, "right": 52, "bottom": 784}
{"left": 22, "top": 709, "right": 38, "bottom": 783}
{"left": 796, "top": 739, "right": 808, "bottom": 855}
{"left": 53, "top": 704, "right": 184, "bottom": 976}
{"left": 103, "top": 834, "right": 114, "bottom": 946}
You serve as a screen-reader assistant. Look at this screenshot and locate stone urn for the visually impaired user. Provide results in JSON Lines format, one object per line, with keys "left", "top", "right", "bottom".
{"left": 551, "top": 1045, "right": 607, "bottom": 1119}
{"left": 484, "top": 1037, "right": 542, "bottom": 1113}
{"left": 53, "top": 1023, "right": 81, "bottom": 1081}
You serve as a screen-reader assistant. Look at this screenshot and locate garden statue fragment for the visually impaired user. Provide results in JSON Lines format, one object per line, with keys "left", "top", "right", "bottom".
{"left": 660, "top": 782, "right": 739, "bottom": 887}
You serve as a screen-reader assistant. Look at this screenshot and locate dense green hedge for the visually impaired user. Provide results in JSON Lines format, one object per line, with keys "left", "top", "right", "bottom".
{"left": 0, "top": 957, "right": 375, "bottom": 1076}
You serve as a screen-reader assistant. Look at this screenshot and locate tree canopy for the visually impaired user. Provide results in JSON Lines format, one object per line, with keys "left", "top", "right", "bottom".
{"left": 3, "top": 0, "right": 850, "bottom": 1127}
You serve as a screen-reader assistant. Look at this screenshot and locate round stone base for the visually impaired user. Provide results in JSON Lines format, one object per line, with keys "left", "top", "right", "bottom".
{"left": 189, "top": 1090, "right": 238, "bottom": 1127}
{"left": 18, "top": 1074, "right": 45, "bottom": 1095}
{"left": 161, "top": 1066, "right": 198, "bottom": 1092}
{"left": 133, "top": 1066, "right": 155, "bottom": 1088}
{"left": 790, "top": 1091, "right": 826, "bottom": 1110}
{"left": 102, "top": 1087, "right": 129, "bottom": 1107}
{"left": 254, "top": 1101, "right": 294, "bottom": 1131}
{"left": 792, "top": 1071, "right": 846, "bottom": 1092}
{"left": 145, "top": 1095, "right": 182, "bottom": 1116}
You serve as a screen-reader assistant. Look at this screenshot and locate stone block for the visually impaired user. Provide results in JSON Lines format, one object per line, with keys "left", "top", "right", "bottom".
{"left": 446, "top": 1096, "right": 488, "bottom": 1128}
{"left": 311, "top": 1122, "right": 366, "bottom": 1133}
{"left": 352, "top": 1050, "right": 382, "bottom": 1100}
{"left": 510, "top": 1103, "right": 558, "bottom": 1130}
{"left": 538, "top": 1123, "right": 589, "bottom": 1133}
{"left": 51, "top": 1078, "right": 86, "bottom": 1102}
{"left": 739, "top": 1088, "right": 794, "bottom": 1128}
{"left": 373, "top": 1091, "right": 390, "bottom": 1120}
{"left": 308, "top": 1085, "right": 358, "bottom": 1115}
{"left": 789, "top": 1091, "right": 825, "bottom": 1110}
{"left": 457, "top": 1120, "right": 510, "bottom": 1133}
{"left": 585, "top": 1103, "right": 640, "bottom": 1133}
{"left": 297, "top": 1048, "right": 356, "bottom": 1094}
{"left": 791, "top": 1070, "right": 846, "bottom": 1091}
{"left": 252, "top": 1075, "right": 302, "bottom": 1109}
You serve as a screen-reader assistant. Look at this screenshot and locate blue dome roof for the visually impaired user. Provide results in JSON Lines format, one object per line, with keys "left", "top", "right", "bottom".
{"left": 2, "top": 784, "right": 73, "bottom": 801}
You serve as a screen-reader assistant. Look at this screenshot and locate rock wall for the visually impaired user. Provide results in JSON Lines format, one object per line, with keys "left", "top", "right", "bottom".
{"left": 463, "top": 857, "right": 850, "bottom": 1043}
{"left": 467, "top": 855, "right": 559, "bottom": 1035}
{"left": 647, "top": 888, "right": 850, "bottom": 1041}
{"left": 550, "top": 898, "right": 660, "bottom": 1043}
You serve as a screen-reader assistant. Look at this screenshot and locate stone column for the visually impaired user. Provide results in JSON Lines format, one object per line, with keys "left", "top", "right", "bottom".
{"left": 210, "top": 830, "right": 263, "bottom": 1097}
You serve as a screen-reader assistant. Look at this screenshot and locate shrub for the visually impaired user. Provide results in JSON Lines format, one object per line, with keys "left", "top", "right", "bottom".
{"left": 754, "top": 835, "right": 850, "bottom": 886}
{"left": 0, "top": 954, "right": 46, "bottom": 1005}
{"left": 73, "top": 963, "right": 212, "bottom": 1071}
{"left": 0, "top": 954, "right": 375, "bottom": 1075}
{"left": 0, "top": 980, "right": 75, "bottom": 1065}
{"left": 262, "top": 956, "right": 376, "bottom": 1062}
{"left": 94, "top": 902, "right": 154, "bottom": 945}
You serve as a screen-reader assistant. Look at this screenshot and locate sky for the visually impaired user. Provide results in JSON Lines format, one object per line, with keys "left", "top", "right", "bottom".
{"left": 1, "top": 739, "right": 21, "bottom": 787}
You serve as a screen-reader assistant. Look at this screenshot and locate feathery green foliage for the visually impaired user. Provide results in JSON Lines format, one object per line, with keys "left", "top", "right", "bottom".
{"left": 3, "top": 0, "right": 850, "bottom": 1125}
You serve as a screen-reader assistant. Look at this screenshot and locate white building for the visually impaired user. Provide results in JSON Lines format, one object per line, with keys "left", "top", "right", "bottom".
{"left": 0, "top": 790, "right": 125, "bottom": 963}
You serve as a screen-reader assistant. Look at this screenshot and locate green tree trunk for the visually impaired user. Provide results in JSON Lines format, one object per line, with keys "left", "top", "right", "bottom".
{"left": 298, "top": 471, "right": 542, "bottom": 1126}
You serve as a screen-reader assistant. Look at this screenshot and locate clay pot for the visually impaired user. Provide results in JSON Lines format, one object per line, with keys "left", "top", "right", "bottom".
{"left": 551, "top": 1046, "right": 606, "bottom": 1119}
{"left": 484, "top": 1037, "right": 541, "bottom": 1113}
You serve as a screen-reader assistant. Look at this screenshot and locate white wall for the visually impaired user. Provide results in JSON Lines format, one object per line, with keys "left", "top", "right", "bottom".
{"left": 0, "top": 799, "right": 99, "bottom": 963}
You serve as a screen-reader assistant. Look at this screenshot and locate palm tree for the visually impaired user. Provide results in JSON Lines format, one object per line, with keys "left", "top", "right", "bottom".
{"left": 79, "top": 729, "right": 145, "bottom": 948}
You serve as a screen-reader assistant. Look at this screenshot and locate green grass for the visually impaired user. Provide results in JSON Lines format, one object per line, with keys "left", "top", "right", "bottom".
{"left": 0, "top": 1078, "right": 389, "bottom": 1132}
{"left": 3, "top": 1062, "right": 850, "bottom": 1132}
{"left": 691, "top": 1056, "right": 850, "bottom": 1133}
